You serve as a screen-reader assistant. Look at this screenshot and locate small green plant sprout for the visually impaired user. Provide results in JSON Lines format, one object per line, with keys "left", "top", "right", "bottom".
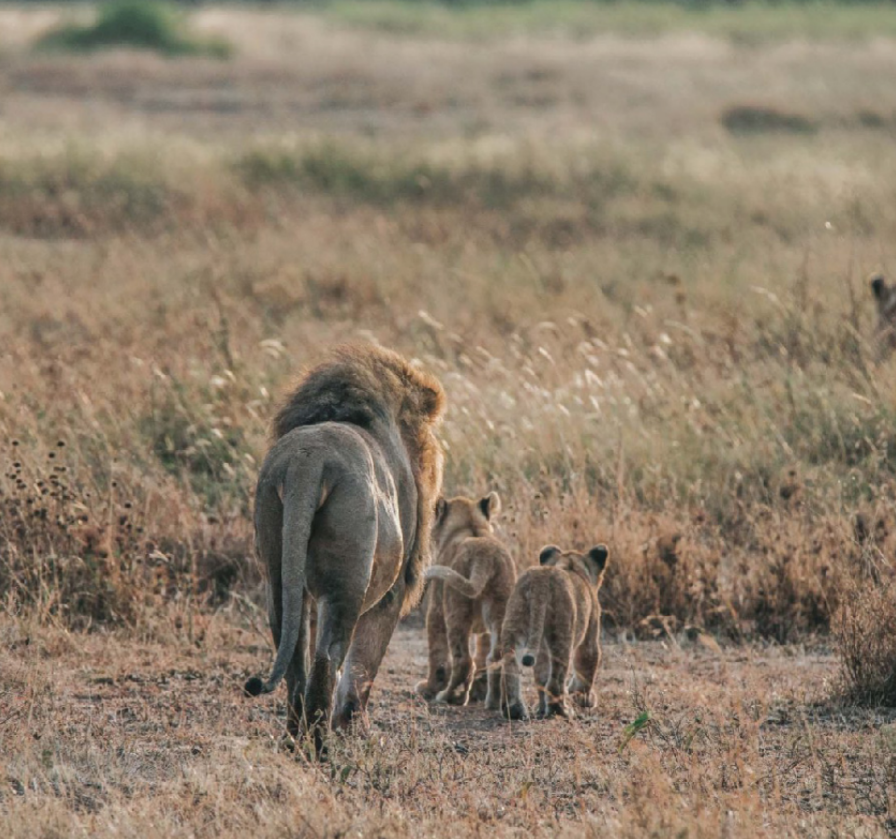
{"left": 619, "top": 710, "right": 652, "bottom": 753}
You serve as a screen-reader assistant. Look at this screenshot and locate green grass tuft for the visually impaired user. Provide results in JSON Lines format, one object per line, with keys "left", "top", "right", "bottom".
{"left": 37, "top": 1, "right": 232, "bottom": 58}
{"left": 721, "top": 104, "right": 819, "bottom": 136}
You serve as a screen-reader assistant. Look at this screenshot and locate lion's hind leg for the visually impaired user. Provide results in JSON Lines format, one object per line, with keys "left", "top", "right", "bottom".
{"left": 306, "top": 592, "right": 366, "bottom": 754}
{"left": 285, "top": 598, "right": 311, "bottom": 738}
{"left": 333, "top": 577, "right": 405, "bottom": 732}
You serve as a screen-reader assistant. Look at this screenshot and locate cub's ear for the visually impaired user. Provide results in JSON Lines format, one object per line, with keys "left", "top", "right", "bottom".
{"left": 435, "top": 497, "right": 447, "bottom": 521}
{"left": 539, "top": 545, "right": 562, "bottom": 566}
{"left": 583, "top": 545, "right": 610, "bottom": 584}
{"left": 871, "top": 274, "right": 887, "bottom": 300}
{"left": 479, "top": 491, "right": 501, "bottom": 521}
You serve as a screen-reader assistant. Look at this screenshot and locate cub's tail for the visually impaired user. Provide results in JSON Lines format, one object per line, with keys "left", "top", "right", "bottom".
{"left": 425, "top": 563, "right": 490, "bottom": 600}
{"left": 520, "top": 596, "right": 548, "bottom": 667}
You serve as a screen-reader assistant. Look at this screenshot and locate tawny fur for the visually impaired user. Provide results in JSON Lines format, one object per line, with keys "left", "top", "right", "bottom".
{"left": 871, "top": 273, "right": 896, "bottom": 357}
{"left": 500, "top": 545, "right": 609, "bottom": 722}
{"left": 244, "top": 343, "right": 444, "bottom": 753}
{"left": 416, "top": 493, "right": 516, "bottom": 709}
{"left": 272, "top": 343, "right": 445, "bottom": 613}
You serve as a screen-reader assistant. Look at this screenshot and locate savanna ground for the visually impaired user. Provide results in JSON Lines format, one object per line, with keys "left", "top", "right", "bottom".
{"left": 2, "top": 2, "right": 896, "bottom": 835}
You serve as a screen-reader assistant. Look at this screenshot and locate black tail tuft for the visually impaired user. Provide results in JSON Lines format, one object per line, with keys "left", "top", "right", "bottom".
{"left": 243, "top": 676, "right": 265, "bottom": 697}
{"left": 522, "top": 654, "right": 535, "bottom": 667}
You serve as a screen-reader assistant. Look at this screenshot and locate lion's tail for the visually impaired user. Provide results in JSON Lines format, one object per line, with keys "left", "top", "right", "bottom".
{"left": 520, "top": 595, "right": 548, "bottom": 668}
{"left": 424, "top": 564, "right": 490, "bottom": 599}
{"left": 244, "top": 468, "right": 320, "bottom": 698}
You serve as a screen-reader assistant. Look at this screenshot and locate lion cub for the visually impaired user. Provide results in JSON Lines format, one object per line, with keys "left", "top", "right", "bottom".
{"left": 416, "top": 492, "right": 516, "bottom": 709}
{"left": 501, "top": 544, "right": 609, "bottom": 721}
{"left": 871, "top": 274, "right": 896, "bottom": 356}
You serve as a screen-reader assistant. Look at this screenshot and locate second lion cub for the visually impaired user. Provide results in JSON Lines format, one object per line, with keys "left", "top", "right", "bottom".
{"left": 501, "top": 544, "right": 609, "bottom": 721}
{"left": 418, "top": 493, "right": 516, "bottom": 709}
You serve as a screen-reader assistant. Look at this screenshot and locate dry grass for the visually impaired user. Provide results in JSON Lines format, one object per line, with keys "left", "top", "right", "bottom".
{"left": 2, "top": 4, "right": 896, "bottom": 835}
{"left": 3, "top": 619, "right": 895, "bottom": 837}
{"left": 837, "top": 576, "right": 896, "bottom": 705}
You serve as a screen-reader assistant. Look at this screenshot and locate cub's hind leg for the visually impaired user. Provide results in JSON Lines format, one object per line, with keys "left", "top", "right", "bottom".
{"left": 483, "top": 628, "right": 503, "bottom": 711}
{"left": 542, "top": 648, "right": 573, "bottom": 720}
{"left": 500, "top": 645, "right": 529, "bottom": 721}
{"left": 569, "top": 631, "right": 600, "bottom": 709}
{"left": 468, "top": 633, "right": 490, "bottom": 703}
{"left": 434, "top": 595, "right": 475, "bottom": 705}
{"left": 533, "top": 643, "right": 552, "bottom": 719}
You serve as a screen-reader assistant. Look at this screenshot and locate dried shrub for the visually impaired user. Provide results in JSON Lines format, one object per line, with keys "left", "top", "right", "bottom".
{"left": 0, "top": 441, "right": 146, "bottom": 627}
{"left": 0, "top": 434, "right": 255, "bottom": 629}
{"left": 835, "top": 577, "right": 896, "bottom": 705}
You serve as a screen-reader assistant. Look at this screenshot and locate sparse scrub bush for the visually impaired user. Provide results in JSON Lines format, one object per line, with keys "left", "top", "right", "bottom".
{"left": 0, "top": 152, "right": 179, "bottom": 236}
{"left": 0, "top": 440, "right": 146, "bottom": 627}
{"left": 235, "top": 143, "right": 458, "bottom": 204}
{"left": 0, "top": 431, "right": 256, "bottom": 628}
{"left": 0, "top": 150, "right": 265, "bottom": 237}
{"left": 836, "top": 577, "right": 896, "bottom": 705}
{"left": 37, "top": 1, "right": 232, "bottom": 58}
{"left": 721, "top": 104, "right": 818, "bottom": 135}
{"left": 233, "top": 142, "right": 570, "bottom": 209}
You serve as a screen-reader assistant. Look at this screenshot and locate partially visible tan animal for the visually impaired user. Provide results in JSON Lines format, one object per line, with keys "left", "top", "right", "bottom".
{"left": 416, "top": 492, "right": 516, "bottom": 709}
{"left": 243, "top": 344, "right": 445, "bottom": 753}
{"left": 871, "top": 273, "right": 896, "bottom": 356}
{"left": 501, "top": 544, "right": 609, "bottom": 721}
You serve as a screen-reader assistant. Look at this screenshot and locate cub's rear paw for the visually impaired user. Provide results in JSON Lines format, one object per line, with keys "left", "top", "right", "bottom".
{"left": 572, "top": 690, "right": 596, "bottom": 709}
{"left": 468, "top": 675, "right": 488, "bottom": 703}
{"left": 434, "top": 688, "right": 468, "bottom": 706}
{"left": 540, "top": 701, "right": 574, "bottom": 720}
{"left": 415, "top": 680, "right": 441, "bottom": 701}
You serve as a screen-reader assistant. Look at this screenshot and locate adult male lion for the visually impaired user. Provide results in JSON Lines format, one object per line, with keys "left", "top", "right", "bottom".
{"left": 244, "top": 344, "right": 445, "bottom": 751}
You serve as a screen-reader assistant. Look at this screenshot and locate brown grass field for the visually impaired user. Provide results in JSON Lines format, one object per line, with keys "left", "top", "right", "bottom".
{"left": 2, "top": 3, "right": 896, "bottom": 835}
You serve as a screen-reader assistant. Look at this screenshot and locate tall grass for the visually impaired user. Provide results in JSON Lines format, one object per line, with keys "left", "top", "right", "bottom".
{"left": 1, "top": 133, "right": 894, "bottom": 637}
